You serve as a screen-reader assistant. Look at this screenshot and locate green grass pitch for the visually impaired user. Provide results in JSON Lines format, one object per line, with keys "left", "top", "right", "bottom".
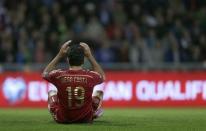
{"left": 0, "top": 108, "right": 206, "bottom": 131}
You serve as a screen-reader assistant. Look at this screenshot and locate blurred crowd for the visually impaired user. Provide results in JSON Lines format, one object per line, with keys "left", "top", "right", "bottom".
{"left": 0, "top": 0, "right": 206, "bottom": 65}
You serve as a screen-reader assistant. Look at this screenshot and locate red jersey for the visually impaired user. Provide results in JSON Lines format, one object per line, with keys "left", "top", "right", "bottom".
{"left": 43, "top": 69, "right": 103, "bottom": 123}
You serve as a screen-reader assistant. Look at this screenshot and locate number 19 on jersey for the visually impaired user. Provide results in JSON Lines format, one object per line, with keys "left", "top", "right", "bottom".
{"left": 66, "top": 86, "right": 85, "bottom": 109}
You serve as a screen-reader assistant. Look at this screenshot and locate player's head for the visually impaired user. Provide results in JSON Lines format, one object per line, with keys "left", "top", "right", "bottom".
{"left": 67, "top": 42, "right": 84, "bottom": 66}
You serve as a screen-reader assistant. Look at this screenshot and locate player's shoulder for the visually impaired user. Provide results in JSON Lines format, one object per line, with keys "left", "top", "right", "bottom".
{"left": 50, "top": 69, "right": 64, "bottom": 75}
{"left": 42, "top": 69, "right": 65, "bottom": 81}
{"left": 83, "top": 69, "right": 101, "bottom": 77}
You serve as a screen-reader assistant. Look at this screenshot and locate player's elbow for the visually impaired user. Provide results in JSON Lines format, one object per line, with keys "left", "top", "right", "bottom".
{"left": 102, "top": 74, "right": 106, "bottom": 81}
{"left": 42, "top": 72, "right": 46, "bottom": 79}
{"left": 42, "top": 71, "right": 48, "bottom": 79}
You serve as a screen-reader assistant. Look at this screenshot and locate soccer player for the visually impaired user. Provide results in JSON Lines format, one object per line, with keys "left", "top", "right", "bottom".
{"left": 42, "top": 40, "right": 105, "bottom": 123}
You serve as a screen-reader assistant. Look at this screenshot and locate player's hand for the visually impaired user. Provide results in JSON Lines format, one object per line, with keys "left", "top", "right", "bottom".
{"left": 58, "top": 40, "right": 71, "bottom": 57}
{"left": 80, "top": 42, "right": 92, "bottom": 57}
{"left": 80, "top": 42, "right": 92, "bottom": 58}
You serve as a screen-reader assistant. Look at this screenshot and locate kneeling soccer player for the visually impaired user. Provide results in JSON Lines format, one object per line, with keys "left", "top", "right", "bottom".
{"left": 42, "top": 40, "right": 105, "bottom": 123}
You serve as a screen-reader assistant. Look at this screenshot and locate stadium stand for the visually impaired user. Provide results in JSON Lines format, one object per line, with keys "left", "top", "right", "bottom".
{"left": 0, "top": 0, "right": 206, "bottom": 70}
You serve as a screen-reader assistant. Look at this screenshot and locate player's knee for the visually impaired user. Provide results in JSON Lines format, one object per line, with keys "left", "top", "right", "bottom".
{"left": 48, "top": 90, "right": 57, "bottom": 97}
{"left": 48, "top": 90, "right": 58, "bottom": 104}
{"left": 93, "top": 90, "right": 104, "bottom": 100}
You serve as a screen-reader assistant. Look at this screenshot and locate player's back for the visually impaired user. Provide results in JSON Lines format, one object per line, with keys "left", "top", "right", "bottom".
{"left": 45, "top": 69, "right": 103, "bottom": 123}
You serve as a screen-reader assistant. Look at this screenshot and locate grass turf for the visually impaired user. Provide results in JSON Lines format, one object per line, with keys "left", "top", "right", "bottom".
{"left": 0, "top": 108, "right": 205, "bottom": 131}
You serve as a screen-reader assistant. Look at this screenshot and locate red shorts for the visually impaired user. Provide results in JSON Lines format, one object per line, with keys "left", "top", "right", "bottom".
{"left": 48, "top": 95, "right": 101, "bottom": 123}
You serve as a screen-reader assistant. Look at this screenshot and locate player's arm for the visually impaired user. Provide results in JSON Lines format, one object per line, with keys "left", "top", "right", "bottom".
{"left": 42, "top": 40, "right": 71, "bottom": 78}
{"left": 80, "top": 42, "right": 106, "bottom": 81}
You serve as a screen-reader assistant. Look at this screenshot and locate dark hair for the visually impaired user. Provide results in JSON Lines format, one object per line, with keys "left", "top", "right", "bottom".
{"left": 67, "top": 43, "right": 84, "bottom": 66}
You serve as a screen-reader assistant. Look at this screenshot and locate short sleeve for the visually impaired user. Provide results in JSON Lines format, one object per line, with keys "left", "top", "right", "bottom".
{"left": 89, "top": 71, "right": 103, "bottom": 86}
{"left": 42, "top": 69, "right": 62, "bottom": 83}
